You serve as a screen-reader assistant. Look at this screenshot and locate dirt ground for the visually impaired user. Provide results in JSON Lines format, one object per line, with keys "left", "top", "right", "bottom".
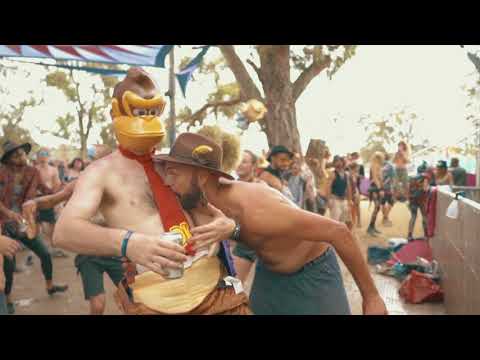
{"left": 10, "top": 199, "right": 445, "bottom": 315}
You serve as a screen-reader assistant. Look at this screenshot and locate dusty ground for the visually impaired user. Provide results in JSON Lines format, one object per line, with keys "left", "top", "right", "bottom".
{"left": 340, "top": 200, "right": 445, "bottom": 315}
{"left": 10, "top": 199, "right": 445, "bottom": 315}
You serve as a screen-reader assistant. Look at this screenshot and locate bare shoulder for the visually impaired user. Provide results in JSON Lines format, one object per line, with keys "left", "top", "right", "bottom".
{"left": 49, "top": 164, "right": 59, "bottom": 176}
{"left": 259, "top": 171, "right": 273, "bottom": 181}
{"left": 75, "top": 153, "right": 115, "bottom": 187}
{"left": 228, "top": 181, "right": 291, "bottom": 208}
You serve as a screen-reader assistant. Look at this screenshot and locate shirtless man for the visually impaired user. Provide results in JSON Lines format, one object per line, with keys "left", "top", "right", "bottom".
{"left": 53, "top": 68, "right": 250, "bottom": 315}
{"left": 259, "top": 145, "right": 294, "bottom": 200}
{"left": 35, "top": 148, "right": 65, "bottom": 257}
{"left": 160, "top": 133, "right": 388, "bottom": 315}
{"left": 232, "top": 150, "right": 265, "bottom": 284}
{"left": 306, "top": 147, "right": 333, "bottom": 216}
{"left": 23, "top": 145, "right": 122, "bottom": 315}
{"left": 0, "top": 141, "right": 68, "bottom": 314}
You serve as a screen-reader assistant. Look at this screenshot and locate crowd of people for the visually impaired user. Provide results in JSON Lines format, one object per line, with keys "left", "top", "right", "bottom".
{"left": 0, "top": 142, "right": 106, "bottom": 314}
{"left": 233, "top": 140, "right": 469, "bottom": 251}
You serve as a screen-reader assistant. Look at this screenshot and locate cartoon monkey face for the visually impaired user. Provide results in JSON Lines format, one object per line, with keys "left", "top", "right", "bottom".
{"left": 111, "top": 68, "right": 167, "bottom": 153}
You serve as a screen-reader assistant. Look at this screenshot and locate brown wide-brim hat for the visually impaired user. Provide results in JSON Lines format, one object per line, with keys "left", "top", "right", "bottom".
{"left": 153, "top": 132, "right": 234, "bottom": 180}
{"left": 1, "top": 141, "right": 32, "bottom": 164}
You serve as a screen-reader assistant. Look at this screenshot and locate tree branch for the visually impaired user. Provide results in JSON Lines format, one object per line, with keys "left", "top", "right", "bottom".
{"left": 185, "top": 98, "right": 244, "bottom": 129}
{"left": 246, "top": 59, "right": 262, "bottom": 82}
{"left": 218, "top": 45, "right": 262, "bottom": 100}
{"left": 292, "top": 60, "right": 331, "bottom": 102}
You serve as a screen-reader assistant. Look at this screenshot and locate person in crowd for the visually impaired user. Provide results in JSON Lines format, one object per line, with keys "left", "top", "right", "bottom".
{"left": 327, "top": 156, "right": 353, "bottom": 230}
{"left": 23, "top": 146, "right": 123, "bottom": 315}
{"left": 393, "top": 141, "right": 410, "bottom": 202}
{"left": 348, "top": 162, "right": 361, "bottom": 228}
{"left": 381, "top": 153, "right": 396, "bottom": 227}
{"left": 64, "top": 157, "right": 85, "bottom": 183}
{"left": 300, "top": 156, "right": 318, "bottom": 213}
{"left": 287, "top": 153, "right": 308, "bottom": 209}
{"left": 0, "top": 141, "right": 68, "bottom": 314}
{"left": 236, "top": 150, "right": 265, "bottom": 184}
{"left": 367, "top": 152, "right": 385, "bottom": 236}
{"left": 435, "top": 160, "right": 453, "bottom": 186}
{"left": 258, "top": 145, "right": 294, "bottom": 200}
{"left": 306, "top": 147, "right": 332, "bottom": 216}
{"left": 449, "top": 158, "right": 467, "bottom": 186}
{"left": 35, "top": 148, "right": 66, "bottom": 258}
{"left": 349, "top": 152, "right": 365, "bottom": 225}
{"left": 407, "top": 169, "right": 431, "bottom": 241}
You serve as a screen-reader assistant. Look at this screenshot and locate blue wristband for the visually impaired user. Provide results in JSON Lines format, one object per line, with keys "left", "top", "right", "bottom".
{"left": 121, "top": 230, "right": 134, "bottom": 259}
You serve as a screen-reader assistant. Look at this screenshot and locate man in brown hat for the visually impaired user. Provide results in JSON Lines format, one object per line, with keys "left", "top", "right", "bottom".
{"left": 158, "top": 133, "right": 388, "bottom": 315}
{"left": 0, "top": 141, "right": 68, "bottom": 314}
{"left": 53, "top": 68, "right": 250, "bottom": 315}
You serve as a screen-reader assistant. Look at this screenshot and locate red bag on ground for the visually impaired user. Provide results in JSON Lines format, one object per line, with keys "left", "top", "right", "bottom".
{"left": 399, "top": 271, "right": 444, "bottom": 304}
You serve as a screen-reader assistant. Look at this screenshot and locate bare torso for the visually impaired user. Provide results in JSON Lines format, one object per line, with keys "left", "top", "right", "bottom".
{"left": 218, "top": 181, "right": 329, "bottom": 274}
{"left": 95, "top": 151, "right": 194, "bottom": 237}
{"left": 36, "top": 164, "right": 60, "bottom": 193}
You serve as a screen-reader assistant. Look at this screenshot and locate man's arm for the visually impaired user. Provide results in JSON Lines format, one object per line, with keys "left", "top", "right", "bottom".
{"left": 0, "top": 171, "right": 23, "bottom": 222}
{"left": 25, "top": 168, "right": 42, "bottom": 201}
{"left": 259, "top": 171, "right": 283, "bottom": 191}
{"left": 51, "top": 167, "right": 62, "bottom": 193}
{"left": 53, "top": 164, "right": 125, "bottom": 256}
{"left": 22, "top": 181, "right": 76, "bottom": 231}
{"left": 245, "top": 187, "right": 384, "bottom": 312}
{"left": 35, "top": 181, "right": 75, "bottom": 210}
{"left": 53, "top": 162, "right": 187, "bottom": 275}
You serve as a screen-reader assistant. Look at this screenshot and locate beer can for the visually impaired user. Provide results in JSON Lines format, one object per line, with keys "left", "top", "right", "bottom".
{"left": 18, "top": 219, "right": 28, "bottom": 234}
{"left": 162, "top": 232, "right": 184, "bottom": 279}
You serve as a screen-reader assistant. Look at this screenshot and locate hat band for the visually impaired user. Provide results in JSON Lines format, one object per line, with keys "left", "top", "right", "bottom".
{"left": 170, "top": 152, "right": 218, "bottom": 170}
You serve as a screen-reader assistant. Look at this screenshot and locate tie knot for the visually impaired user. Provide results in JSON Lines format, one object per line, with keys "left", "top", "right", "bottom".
{"left": 119, "top": 147, "right": 153, "bottom": 164}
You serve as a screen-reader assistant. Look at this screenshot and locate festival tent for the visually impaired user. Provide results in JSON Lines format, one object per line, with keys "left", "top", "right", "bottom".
{"left": 0, "top": 45, "right": 209, "bottom": 96}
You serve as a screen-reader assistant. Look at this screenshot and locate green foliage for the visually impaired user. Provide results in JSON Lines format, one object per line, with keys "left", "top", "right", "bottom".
{"left": 52, "top": 113, "right": 76, "bottom": 139}
{"left": 46, "top": 71, "right": 77, "bottom": 101}
{"left": 290, "top": 45, "right": 357, "bottom": 79}
{"left": 100, "top": 123, "right": 117, "bottom": 149}
{"left": 43, "top": 68, "right": 118, "bottom": 156}
{"left": 0, "top": 97, "right": 39, "bottom": 151}
{"left": 358, "top": 108, "right": 431, "bottom": 163}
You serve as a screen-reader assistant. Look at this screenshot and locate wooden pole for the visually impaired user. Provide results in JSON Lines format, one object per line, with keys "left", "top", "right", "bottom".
{"left": 168, "top": 48, "right": 176, "bottom": 147}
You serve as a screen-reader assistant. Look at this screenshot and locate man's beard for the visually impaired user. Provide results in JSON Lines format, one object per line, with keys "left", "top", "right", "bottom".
{"left": 179, "top": 177, "right": 203, "bottom": 210}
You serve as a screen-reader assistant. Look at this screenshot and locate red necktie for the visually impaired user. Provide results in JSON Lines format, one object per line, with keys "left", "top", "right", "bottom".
{"left": 118, "top": 147, "right": 195, "bottom": 284}
{"left": 119, "top": 146, "right": 188, "bottom": 234}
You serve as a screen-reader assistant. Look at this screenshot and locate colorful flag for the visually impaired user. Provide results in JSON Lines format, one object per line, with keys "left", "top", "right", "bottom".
{"left": 176, "top": 46, "right": 210, "bottom": 97}
{"left": 0, "top": 45, "right": 173, "bottom": 68}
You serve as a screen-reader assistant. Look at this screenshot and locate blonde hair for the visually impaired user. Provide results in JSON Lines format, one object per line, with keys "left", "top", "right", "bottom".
{"left": 196, "top": 125, "right": 241, "bottom": 173}
{"left": 370, "top": 151, "right": 385, "bottom": 166}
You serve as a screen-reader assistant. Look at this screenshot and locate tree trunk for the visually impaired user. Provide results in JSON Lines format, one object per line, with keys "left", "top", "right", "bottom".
{"left": 80, "top": 136, "right": 87, "bottom": 160}
{"left": 259, "top": 46, "right": 302, "bottom": 154}
{"left": 263, "top": 99, "right": 301, "bottom": 154}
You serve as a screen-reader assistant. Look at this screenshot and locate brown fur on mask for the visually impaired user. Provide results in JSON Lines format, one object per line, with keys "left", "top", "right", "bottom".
{"left": 112, "top": 67, "right": 159, "bottom": 115}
